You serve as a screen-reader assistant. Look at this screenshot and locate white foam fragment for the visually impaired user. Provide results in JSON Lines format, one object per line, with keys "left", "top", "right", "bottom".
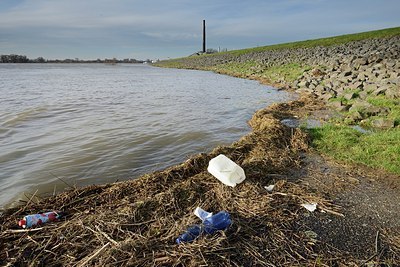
{"left": 301, "top": 203, "right": 317, "bottom": 212}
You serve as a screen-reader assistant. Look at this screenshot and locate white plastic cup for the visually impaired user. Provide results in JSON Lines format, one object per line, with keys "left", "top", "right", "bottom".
{"left": 207, "top": 154, "right": 246, "bottom": 187}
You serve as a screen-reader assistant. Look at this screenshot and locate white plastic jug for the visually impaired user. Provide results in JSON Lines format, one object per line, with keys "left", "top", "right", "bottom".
{"left": 207, "top": 154, "right": 246, "bottom": 187}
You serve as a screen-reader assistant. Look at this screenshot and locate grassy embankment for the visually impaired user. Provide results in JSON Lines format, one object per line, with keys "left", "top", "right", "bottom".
{"left": 156, "top": 27, "right": 400, "bottom": 175}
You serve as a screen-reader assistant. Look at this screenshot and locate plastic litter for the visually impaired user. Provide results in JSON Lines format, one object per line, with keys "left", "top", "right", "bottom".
{"left": 301, "top": 203, "right": 317, "bottom": 212}
{"left": 18, "top": 211, "right": 64, "bottom": 228}
{"left": 264, "top": 184, "right": 275, "bottom": 192}
{"left": 202, "top": 211, "right": 232, "bottom": 235}
{"left": 176, "top": 225, "right": 202, "bottom": 244}
{"left": 176, "top": 210, "right": 232, "bottom": 244}
{"left": 207, "top": 154, "right": 246, "bottom": 187}
{"left": 194, "top": 207, "right": 212, "bottom": 221}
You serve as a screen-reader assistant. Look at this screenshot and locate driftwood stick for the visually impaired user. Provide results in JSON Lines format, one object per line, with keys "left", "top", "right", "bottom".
{"left": 271, "top": 192, "right": 288, "bottom": 196}
{"left": 3, "top": 227, "right": 44, "bottom": 234}
{"left": 26, "top": 235, "right": 40, "bottom": 245}
{"left": 77, "top": 242, "right": 110, "bottom": 267}
{"left": 375, "top": 230, "right": 380, "bottom": 255}
{"left": 50, "top": 172, "right": 75, "bottom": 189}
{"left": 95, "top": 225, "right": 118, "bottom": 246}
{"left": 119, "top": 219, "right": 156, "bottom": 226}
{"left": 318, "top": 207, "right": 345, "bottom": 217}
{"left": 26, "top": 189, "right": 39, "bottom": 205}
{"left": 154, "top": 256, "right": 170, "bottom": 262}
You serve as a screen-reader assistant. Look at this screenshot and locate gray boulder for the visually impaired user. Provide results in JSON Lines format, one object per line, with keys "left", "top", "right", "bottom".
{"left": 385, "top": 86, "right": 400, "bottom": 99}
{"left": 344, "top": 92, "right": 357, "bottom": 100}
{"left": 372, "top": 87, "right": 387, "bottom": 96}
{"left": 364, "top": 84, "right": 378, "bottom": 93}
{"left": 358, "top": 91, "right": 369, "bottom": 100}
{"left": 348, "top": 101, "right": 388, "bottom": 118}
{"left": 352, "top": 57, "right": 368, "bottom": 70}
{"left": 328, "top": 101, "right": 349, "bottom": 112}
{"left": 371, "top": 118, "right": 395, "bottom": 129}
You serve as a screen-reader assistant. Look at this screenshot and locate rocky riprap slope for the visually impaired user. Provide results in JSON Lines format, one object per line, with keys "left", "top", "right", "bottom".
{"left": 164, "top": 35, "right": 400, "bottom": 128}
{"left": 289, "top": 36, "right": 400, "bottom": 128}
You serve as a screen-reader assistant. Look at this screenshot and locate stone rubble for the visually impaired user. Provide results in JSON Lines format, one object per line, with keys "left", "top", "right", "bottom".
{"left": 287, "top": 36, "right": 399, "bottom": 127}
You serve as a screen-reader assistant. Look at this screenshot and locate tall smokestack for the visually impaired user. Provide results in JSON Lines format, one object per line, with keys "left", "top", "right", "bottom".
{"left": 202, "top": 20, "right": 206, "bottom": 53}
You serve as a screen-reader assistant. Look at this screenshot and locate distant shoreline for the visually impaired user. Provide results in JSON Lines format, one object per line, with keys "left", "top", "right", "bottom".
{"left": 0, "top": 55, "right": 153, "bottom": 64}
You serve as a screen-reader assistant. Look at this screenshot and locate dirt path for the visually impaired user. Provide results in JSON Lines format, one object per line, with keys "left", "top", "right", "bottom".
{"left": 291, "top": 152, "right": 400, "bottom": 260}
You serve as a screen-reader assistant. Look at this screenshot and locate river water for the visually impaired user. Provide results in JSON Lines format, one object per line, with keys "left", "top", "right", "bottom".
{"left": 0, "top": 63, "right": 292, "bottom": 208}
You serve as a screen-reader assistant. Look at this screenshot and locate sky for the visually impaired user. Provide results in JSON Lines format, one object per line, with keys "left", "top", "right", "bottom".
{"left": 0, "top": 0, "right": 399, "bottom": 60}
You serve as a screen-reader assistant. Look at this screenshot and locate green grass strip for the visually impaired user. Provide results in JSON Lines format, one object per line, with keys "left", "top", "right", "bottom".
{"left": 309, "top": 125, "right": 400, "bottom": 174}
{"left": 226, "top": 26, "right": 400, "bottom": 56}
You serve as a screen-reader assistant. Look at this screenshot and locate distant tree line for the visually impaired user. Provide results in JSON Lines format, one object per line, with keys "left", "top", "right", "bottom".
{"left": 0, "top": 54, "right": 148, "bottom": 64}
{"left": 207, "top": 47, "right": 228, "bottom": 53}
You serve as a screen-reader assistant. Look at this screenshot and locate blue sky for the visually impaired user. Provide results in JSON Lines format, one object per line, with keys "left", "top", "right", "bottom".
{"left": 0, "top": 0, "right": 399, "bottom": 60}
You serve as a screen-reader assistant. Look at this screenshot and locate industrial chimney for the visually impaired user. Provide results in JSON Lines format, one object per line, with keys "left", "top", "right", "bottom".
{"left": 202, "top": 20, "right": 206, "bottom": 53}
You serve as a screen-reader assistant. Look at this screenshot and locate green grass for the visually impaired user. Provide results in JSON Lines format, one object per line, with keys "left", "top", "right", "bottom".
{"left": 309, "top": 125, "right": 400, "bottom": 174}
{"left": 314, "top": 95, "right": 400, "bottom": 174}
{"left": 212, "top": 61, "right": 258, "bottom": 77}
{"left": 225, "top": 27, "right": 400, "bottom": 56}
{"left": 260, "top": 63, "right": 311, "bottom": 82}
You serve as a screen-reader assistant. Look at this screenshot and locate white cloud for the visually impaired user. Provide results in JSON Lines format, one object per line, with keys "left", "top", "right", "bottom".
{"left": 0, "top": 0, "right": 399, "bottom": 59}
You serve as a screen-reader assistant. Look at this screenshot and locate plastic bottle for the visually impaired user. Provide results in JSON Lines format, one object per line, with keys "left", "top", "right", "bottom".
{"left": 176, "top": 211, "right": 232, "bottom": 244}
{"left": 203, "top": 211, "right": 232, "bottom": 234}
{"left": 176, "top": 225, "right": 202, "bottom": 244}
{"left": 207, "top": 154, "right": 246, "bottom": 187}
{"left": 18, "top": 211, "right": 64, "bottom": 228}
